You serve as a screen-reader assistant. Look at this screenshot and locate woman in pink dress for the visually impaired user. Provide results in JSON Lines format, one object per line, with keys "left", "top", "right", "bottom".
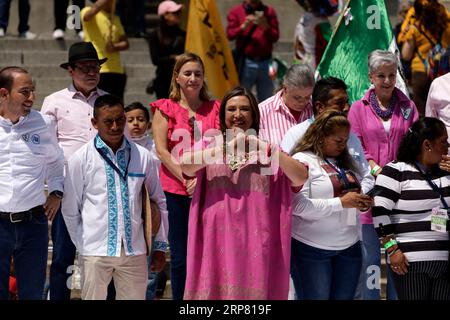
{"left": 151, "top": 52, "right": 220, "bottom": 300}
{"left": 181, "top": 86, "right": 308, "bottom": 300}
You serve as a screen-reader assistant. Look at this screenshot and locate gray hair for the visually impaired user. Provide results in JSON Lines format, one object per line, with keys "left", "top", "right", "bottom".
{"left": 368, "top": 50, "right": 398, "bottom": 74}
{"left": 283, "top": 63, "right": 315, "bottom": 89}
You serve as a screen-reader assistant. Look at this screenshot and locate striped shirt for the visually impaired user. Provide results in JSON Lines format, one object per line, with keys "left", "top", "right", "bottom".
{"left": 372, "top": 161, "right": 450, "bottom": 263}
{"left": 259, "top": 90, "right": 313, "bottom": 145}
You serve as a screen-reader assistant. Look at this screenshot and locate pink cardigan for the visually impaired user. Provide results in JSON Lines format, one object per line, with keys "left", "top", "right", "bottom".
{"left": 348, "top": 88, "right": 418, "bottom": 224}
{"left": 348, "top": 88, "right": 418, "bottom": 167}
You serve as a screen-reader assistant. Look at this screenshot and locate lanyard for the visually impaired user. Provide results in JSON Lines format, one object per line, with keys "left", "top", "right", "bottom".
{"left": 325, "top": 159, "right": 350, "bottom": 189}
{"left": 95, "top": 141, "right": 131, "bottom": 182}
{"left": 414, "top": 161, "right": 449, "bottom": 210}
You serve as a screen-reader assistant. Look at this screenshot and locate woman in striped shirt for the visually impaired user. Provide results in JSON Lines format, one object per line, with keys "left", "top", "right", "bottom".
{"left": 373, "top": 117, "right": 450, "bottom": 300}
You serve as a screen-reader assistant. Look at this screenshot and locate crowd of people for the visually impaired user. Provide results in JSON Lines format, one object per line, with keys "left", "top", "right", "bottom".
{"left": 2, "top": 0, "right": 450, "bottom": 301}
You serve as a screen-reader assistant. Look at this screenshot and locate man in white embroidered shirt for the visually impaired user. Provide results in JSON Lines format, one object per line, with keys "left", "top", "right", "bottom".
{"left": 0, "top": 66, "right": 64, "bottom": 300}
{"left": 62, "top": 94, "right": 168, "bottom": 300}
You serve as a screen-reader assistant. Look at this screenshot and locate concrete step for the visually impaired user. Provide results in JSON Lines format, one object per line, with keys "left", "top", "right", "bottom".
{"left": 0, "top": 51, "right": 151, "bottom": 66}
{"left": 0, "top": 38, "right": 149, "bottom": 52}
{"left": 33, "top": 92, "right": 156, "bottom": 110}
{"left": 24, "top": 64, "right": 154, "bottom": 78}
{"left": 35, "top": 77, "right": 152, "bottom": 94}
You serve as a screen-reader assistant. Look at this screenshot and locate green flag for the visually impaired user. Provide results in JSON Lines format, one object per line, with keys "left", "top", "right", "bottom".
{"left": 317, "top": 0, "right": 406, "bottom": 104}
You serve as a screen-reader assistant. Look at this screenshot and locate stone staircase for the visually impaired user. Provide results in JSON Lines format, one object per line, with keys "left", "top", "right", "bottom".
{"left": 0, "top": 38, "right": 156, "bottom": 109}
{"left": 0, "top": 37, "right": 294, "bottom": 110}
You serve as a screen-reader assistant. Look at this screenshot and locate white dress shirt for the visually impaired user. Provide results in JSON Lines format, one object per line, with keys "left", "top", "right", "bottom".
{"left": 41, "top": 84, "right": 107, "bottom": 164}
{"left": 62, "top": 135, "right": 168, "bottom": 257}
{"left": 425, "top": 72, "right": 450, "bottom": 144}
{"left": 0, "top": 110, "right": 64, "bottom": 212}
{"left": 291, "top": 151, "right": 360, "bottom": 250}
{"left": 280, "top": 117, "right": 374, "bottom": 194}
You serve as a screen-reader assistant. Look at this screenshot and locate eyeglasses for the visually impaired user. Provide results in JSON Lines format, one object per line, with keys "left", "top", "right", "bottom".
{"left": 74, "top": 64, "right": 101, "bottom": 74}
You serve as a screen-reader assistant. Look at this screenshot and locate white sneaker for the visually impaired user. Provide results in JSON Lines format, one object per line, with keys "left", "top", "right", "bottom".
{"left": 77, "top": 31, "right": 84, "bottom": 40}
{"left": 52, "top": 29, "right": 65, "bottom": 40}
{"left": 19, "top": 30, "right": 37, "bottom": 39}
{"left": 0, "top": 28, "right": 4, "bottom": 37}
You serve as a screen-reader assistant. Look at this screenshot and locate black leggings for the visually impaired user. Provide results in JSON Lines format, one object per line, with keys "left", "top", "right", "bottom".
{"left": 392, "top": 260, "right": 450, "bottom": 300}
{"left": 99, "top": 72, "right": 127, "bottom": 102}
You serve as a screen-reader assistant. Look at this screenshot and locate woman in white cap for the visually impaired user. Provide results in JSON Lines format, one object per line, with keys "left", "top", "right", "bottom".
{"left": 147, "top": 0, "right": 186, "bottom": 99}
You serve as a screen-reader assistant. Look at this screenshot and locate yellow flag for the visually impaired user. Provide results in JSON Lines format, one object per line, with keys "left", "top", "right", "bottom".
{"left": 186, "top": 0, "right": 239, "bottom": 99}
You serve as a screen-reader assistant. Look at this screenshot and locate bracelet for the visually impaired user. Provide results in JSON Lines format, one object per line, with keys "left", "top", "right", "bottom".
{"left": 387, "top": 247, "right": 400, "bottom": 257}
{"left": 384, "top": 238, "right": 397, "bottom": 250}
{"left": 371, "top": 165, "right": 381, "bottom": 176}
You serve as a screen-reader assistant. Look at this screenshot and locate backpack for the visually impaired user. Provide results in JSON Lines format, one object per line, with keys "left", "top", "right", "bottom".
{"left": 415, "top": 25, "right": 450, "bottom": 80}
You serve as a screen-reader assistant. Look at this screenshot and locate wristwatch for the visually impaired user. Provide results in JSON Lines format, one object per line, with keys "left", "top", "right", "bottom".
{"left": 50, "top": 190, "right": 64, "bottom": 199}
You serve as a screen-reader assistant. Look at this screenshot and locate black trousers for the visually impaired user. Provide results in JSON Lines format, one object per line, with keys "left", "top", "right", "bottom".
{"left": 54, "top": 0, "right": 85, "bottom": 31}
{"left": 99, "top": 72, "right": 127, "bottom": 102}
{"left": 392, "top": 260, "right": 450, "bottom": 300}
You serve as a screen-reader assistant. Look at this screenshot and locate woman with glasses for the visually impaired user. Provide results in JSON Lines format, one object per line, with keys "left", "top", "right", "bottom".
{"left": 180, "top": 86, "right": 308, "bottom": 299}
{"left": 347, "top": 49, "right": 418, "bottom": 300}
{"left": 373, "top": 117, "right": 450, "bottom": 300}
{"left": 289, "top": 110, "right": 373, "bottom": 300}
{"left": 150, "top": 52, "right": 220, "bottom": 300}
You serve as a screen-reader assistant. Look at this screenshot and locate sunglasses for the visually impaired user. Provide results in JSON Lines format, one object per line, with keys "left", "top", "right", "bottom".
{"left": 74, "top": 64, "right": 101, "bottom": 74}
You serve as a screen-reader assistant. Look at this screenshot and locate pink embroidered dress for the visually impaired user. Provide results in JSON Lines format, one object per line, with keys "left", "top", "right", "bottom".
{"left": 184, "top": 160, "right": 293, "bottom": 300}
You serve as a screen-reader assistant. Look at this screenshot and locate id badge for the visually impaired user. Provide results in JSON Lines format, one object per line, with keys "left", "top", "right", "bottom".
{"left": 431, "top": 207, "right": 448, "bottom": 233}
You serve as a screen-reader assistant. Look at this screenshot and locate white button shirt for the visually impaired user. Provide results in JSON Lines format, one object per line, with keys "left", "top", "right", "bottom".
{"left": 62, "top": 135, "right": 168, "bottom": 257}
{"left": 41, "top": 84, "right": 107, "bottom": 164}
{"left": 0, "top": 110, "right": 64, "bottom": 212}
{"left": 280, "top": 117, "right": 374, "bottom": 194}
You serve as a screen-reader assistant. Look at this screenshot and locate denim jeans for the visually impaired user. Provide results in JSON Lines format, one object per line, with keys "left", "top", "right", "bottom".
{"left": 165, "top": 192, "right": 191, "bottom": 300}
{"left": 240, "top": 57, "right": 274, "bottom": 102}
{"left": 385, "top": 250, "right": 398, "bottom": 300}
{"left": 49, "top": 209, "right": 76, "bottom": 300}
{"left": 0, "top": 0, "right": 30, "bottom": 33}
{"left": 0, "top": 208, "right": 48, "bottom": 300}
{"left": 354, "top": 224, "right": 381, "bottom": 300}
{"left": 291, "top": 238, "right": 362, "bottom": 300}
{"left": 145, "top": 236, "right": 158, "bottom": 300}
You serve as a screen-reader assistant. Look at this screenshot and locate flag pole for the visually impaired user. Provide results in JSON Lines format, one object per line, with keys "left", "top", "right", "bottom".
{"left": 330, "top": 0, "right": 351, "bottom": 38}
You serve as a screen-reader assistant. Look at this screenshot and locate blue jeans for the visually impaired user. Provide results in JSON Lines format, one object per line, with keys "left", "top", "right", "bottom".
{"left": 49, "top": 209, "right": 76, "bottom": 300}
{"left": 240, "top": 57, "right": 274, "bottom": 102}
{"left": 385, "top": 250, "right": 398, "bottom": 300}
{"left": 0, "top": 208, "right": 48, "bottom": 300}
{"left": 355, "top": 224, "right": 381, "bottom": 300}
{"left": 145, "top": 236, "right": 158, "bottom": 300}
{"left": 291, "top": 239, "right": 362, "bottom": 300}
{"left": 165, "top": 192, "right": 191, "bottom": 300}
{"left": 0, "top": 0, "right": 30, "bottom": 33}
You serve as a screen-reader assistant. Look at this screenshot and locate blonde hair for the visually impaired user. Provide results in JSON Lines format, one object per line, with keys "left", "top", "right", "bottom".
{"left": 291, "top": 110, "right": 357, "bottom": 171}
{"left": 168, "top": 52, "right": 210, "bottom": 101}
